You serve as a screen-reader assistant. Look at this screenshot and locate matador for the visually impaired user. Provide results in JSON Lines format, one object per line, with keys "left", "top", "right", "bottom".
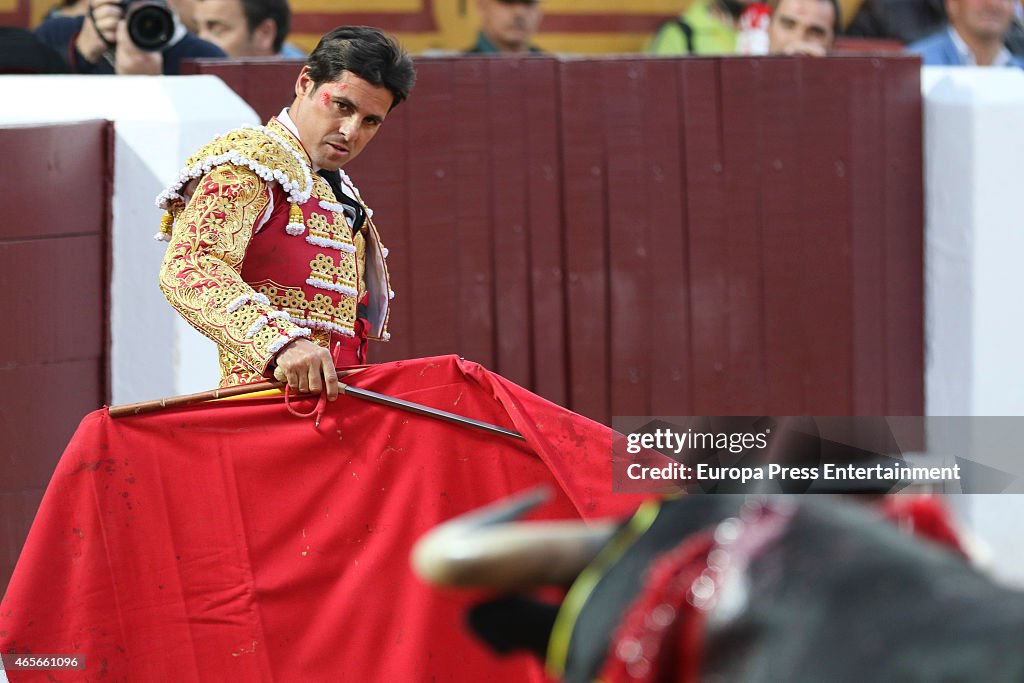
{"left": 154, "top": 26, "right": 416, "bottom": 395}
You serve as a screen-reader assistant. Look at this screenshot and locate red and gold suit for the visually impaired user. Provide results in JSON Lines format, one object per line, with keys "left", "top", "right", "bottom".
{"left": 156, "top": 118, "right": 393, "bottom": 387}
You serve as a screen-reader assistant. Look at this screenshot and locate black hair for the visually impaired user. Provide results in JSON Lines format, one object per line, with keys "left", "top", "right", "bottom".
{"left": 240, "top": 0, "right": 291, "bottom": 54}
{"left": 306, "top": 26, "right": 416, "bottom": 109}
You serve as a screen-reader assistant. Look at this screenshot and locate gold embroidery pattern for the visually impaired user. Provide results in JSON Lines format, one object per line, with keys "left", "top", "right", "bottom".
{"left": 157, "top": 121, "right": 314, "bottom": 241}
{"left": 159, "top": 165, "right": 301, "bottom": 382}
{"left": 266, "top": 119, "right": 311, "bottom": 166}
{"left": 158, "top": 118, "right": 391, "bottom": 385}
{"left": 306, "top": 212, "right": 331, "bottom": 234}
{"left": 354, "top": 230, "right": 367, "bottom": 300}
{"left": 312, "top": 179, "right": 336, "bottom": 203}
{"left": 309, "top": 253, "right": 358, "bottom": 292}
{"left": 254, "top": 282, "right": 358, "bottom": 336}
{"left": 303, "top": 174, "right": 363, "bottom": 316}
{"left": 182, "top": 127, "right": 308, "bottom": 199}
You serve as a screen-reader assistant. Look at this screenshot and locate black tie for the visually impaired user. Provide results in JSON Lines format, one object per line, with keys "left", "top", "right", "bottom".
{"left": 316, "top": 169, "right": 365, "bottom": 233}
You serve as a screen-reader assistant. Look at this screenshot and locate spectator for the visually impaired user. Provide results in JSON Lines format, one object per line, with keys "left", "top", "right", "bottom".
{"left": 466, "top": 0, "right": 543, "bottom": 54}
{"left": 908, "top": 0, "right": 1024, "bottom": 65}
{"left": 196, "top": 0, "right": 305, "bottom": 58}
{"left": 768, "top": 0, "right": 840, "bottom": 54}
{"left": 0, "top": 26, "right": 70, "bottom": 73}
{"left": 647, "top": 0, "right": 758, "bottom": 55}
{"left": 173, "top": 0, "right": 201, "bottom": 33}
{"left": 845, "top": 0, "right": 947, "bottom": 43}
{"left": 845, "top": 0, "right": 1024, "bottom": 54}
{"left": 35, "top": 0, "right": 225, "bottom": 74}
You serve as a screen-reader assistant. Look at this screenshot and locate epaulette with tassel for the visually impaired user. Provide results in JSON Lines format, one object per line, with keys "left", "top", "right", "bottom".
{"left": 153, "top": 124, "right": 313, "bottom": 242}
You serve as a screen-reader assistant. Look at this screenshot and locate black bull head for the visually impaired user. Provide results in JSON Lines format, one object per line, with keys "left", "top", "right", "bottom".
{"left": 413, "top": 488, "right": 1024, "bottom": 682}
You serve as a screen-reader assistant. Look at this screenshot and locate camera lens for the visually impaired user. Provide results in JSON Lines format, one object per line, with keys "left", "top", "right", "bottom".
{"left": 124, "top": 0, "right": 175, "bottom": 51}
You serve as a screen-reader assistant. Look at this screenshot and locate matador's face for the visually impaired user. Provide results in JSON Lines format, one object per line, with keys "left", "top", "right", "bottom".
{"left": 290, "top": 67, "right": 394, "bottom": 171}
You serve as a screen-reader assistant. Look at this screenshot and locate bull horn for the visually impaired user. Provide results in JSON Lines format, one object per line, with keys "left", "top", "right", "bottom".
{"left": 411, "top": 487, "right": 616, "bottom": 589}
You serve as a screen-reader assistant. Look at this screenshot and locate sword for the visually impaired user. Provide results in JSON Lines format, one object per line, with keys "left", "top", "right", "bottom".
{"left": 108, "top": 372, "right": 526, "bottom": 442}
{"left": 337, "top": 382, "right": 526, "bottom": 441}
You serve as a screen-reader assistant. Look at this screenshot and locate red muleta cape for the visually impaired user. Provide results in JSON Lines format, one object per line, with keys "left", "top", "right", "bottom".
{"left": 0, "top": 355, "right": 647, "bottom": 682}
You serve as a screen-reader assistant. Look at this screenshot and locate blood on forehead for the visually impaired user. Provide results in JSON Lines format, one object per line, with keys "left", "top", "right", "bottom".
{"left": 311, "top": 76, "right": 393, "bottom": 118}
{"left": 318, "top": 81, "right": 349, "bottom": 106}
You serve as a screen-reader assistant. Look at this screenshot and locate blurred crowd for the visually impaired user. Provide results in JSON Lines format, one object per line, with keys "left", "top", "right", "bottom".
{"left": 3, "top": 0, "right": 1023, "bottom": 74}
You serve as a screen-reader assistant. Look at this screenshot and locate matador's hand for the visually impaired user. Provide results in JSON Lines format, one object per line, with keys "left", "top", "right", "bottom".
{"left": 272, "top": 338, "right": 339, "bottom": 401}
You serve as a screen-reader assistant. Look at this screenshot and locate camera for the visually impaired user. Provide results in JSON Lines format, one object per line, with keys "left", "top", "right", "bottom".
{"left": 121, "top": 0, "right": 175, "bottom": 51}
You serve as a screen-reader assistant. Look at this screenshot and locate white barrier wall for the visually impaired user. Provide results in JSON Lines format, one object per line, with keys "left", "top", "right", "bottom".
{"left": 0, "top": 76, "right": 259, "bottom": 403}
{"left": 921, "top": 66, "right": 1024, "bottom": 588}
{"left": 922, "top": 67, "right": 1024, "bottom": 417}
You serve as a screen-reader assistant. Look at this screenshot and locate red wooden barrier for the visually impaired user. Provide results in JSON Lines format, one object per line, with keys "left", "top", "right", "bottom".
{"left": 182, "top": 55, "right": 924, "bottom": 426}
{"left": 0, "top": 120, "right": 113, "bottom": 596}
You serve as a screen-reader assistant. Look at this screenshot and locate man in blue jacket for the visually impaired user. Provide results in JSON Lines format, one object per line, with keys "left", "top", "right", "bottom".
{"left": 908, "top": 0, "right": 1024, "bottom": 66}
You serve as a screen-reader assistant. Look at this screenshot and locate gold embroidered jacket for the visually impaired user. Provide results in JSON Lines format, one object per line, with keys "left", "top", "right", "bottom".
{"left": 157, "top": 119, "right": 393, "bottom": 387}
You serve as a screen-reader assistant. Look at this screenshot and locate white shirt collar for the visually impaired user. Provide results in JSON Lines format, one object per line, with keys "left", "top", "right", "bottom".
{"left": 948, "top": 26, "right": 1013, "bottom": 66}
{"left": 277, "top": 108, "right": 302, "bottom": 148}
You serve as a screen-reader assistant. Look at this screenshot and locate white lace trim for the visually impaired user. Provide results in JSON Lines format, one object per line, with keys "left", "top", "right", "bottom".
{"left": 245, "top": 315, "right": 268, "bottom": 339}
{"left": 226, "top": 294, "right": 249, "bottom": 313}
{"left": 306, "top": 235, "right": 356, "bottom": 252}
{"left": 318, "top": 199, "right": 346, "bottom": 214}
{"left": 273, "top": 314, "right": 356, "bottom": 337}
{"left": 338, "top": 170, "right": 373, "bottom": 218}
{"left": 267, "top": 326, "right": 313, "bottom": 355}
{"left": 306, "top": 277, "right": 359, "bottom": 297}
{"left": 226, "top": 292, "right": 270, "bottom": 314}
{"left": 155, "top": 125, "right": 313, "bottom": 210}
{"left": 257, "top": 124, "right": 313, "bottom": 200}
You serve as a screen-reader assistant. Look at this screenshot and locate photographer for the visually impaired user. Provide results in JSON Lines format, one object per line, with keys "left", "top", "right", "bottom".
{"left": 35, "top": 0, "right": 224, "bottom": 74}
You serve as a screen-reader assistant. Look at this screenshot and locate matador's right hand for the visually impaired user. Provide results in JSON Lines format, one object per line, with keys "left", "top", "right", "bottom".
{"left": 272, "top": 338, "right": 340, "bottom": 401}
